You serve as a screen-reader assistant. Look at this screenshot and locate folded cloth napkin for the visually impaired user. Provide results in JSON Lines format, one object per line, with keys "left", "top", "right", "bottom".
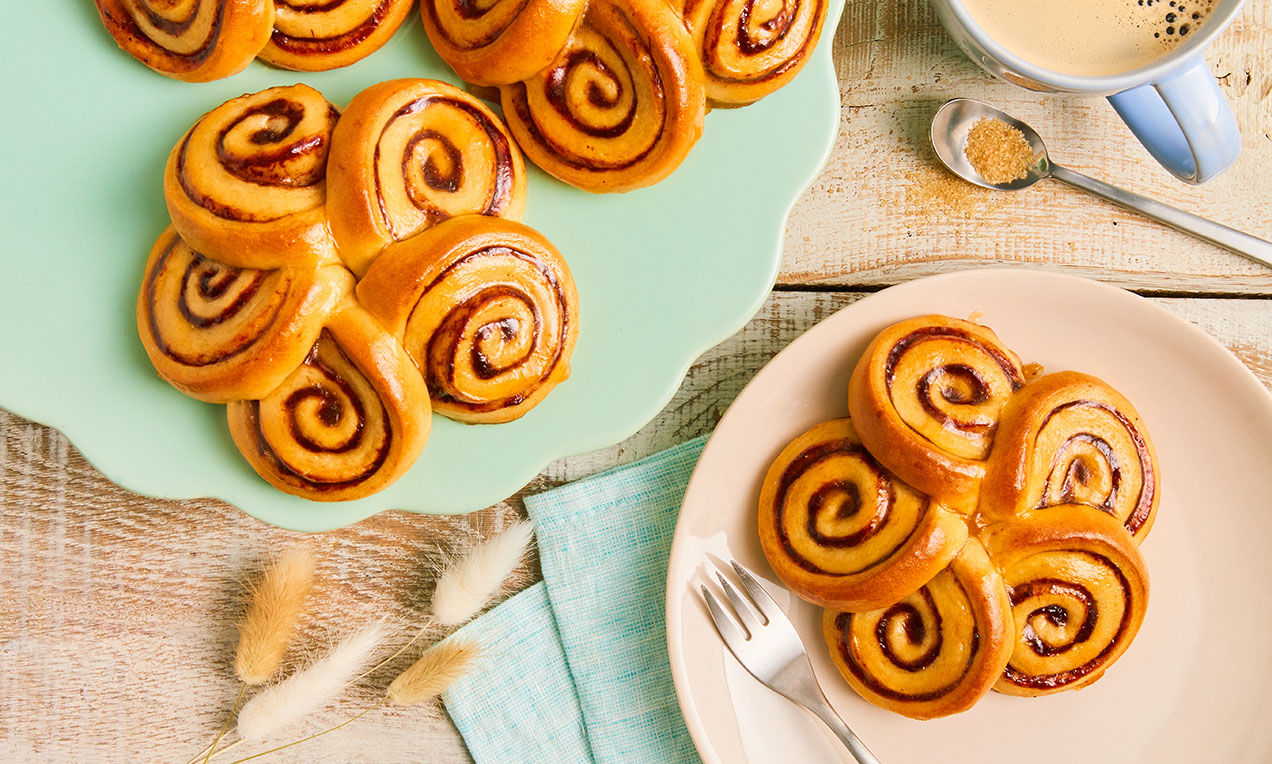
{"left": 442, "top": 437, "right": 708, "bottom": 764}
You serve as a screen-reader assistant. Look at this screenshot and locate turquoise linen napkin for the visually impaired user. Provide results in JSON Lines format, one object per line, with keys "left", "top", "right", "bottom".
{"left": 442, "top": 437, "right": 708, "bottom": 764}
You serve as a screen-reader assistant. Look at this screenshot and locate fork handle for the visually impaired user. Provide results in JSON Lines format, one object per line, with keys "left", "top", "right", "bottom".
{"left": 803, "top": 693, "right": 881, "bottom": 764}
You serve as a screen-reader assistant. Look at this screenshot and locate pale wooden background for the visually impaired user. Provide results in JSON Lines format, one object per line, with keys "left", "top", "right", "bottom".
{"left": 3, "top": 1, "right": 1271, "bottom": 761}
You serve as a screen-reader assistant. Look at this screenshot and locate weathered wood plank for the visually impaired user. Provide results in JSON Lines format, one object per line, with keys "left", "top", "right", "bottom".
{"left": 780, "top": 0, "right": 1272, "bottom": 292}
{"left": 2, "top": 293, "right": 1269, "bottom": 762}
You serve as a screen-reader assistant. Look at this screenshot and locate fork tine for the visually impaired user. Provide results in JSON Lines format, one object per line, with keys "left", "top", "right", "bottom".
{"left": 701, "top": 585, "right": 750, "bottom": 644}
{"left": 716, "top": 572, "right": 766, "bottom": 631}
{"left": 731, "top": 560, "right": 780, "bottom": 621}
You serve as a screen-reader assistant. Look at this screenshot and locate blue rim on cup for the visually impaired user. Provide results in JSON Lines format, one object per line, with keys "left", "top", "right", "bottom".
{"left": 931, "top": 0, "right": 1245, "bottom": 184}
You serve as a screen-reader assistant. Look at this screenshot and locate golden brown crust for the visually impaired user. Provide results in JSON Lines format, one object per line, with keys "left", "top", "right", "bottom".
{"left": 982, "top": 371, "right": 1161, "bottom": 542}
{"left": 94, "top": 0, "right": 274, "bottom": 82}
{"left": 136, "top": 227, "right": 354, "bottom": 403}
{"left": 677, "top": 0, "right": 828, "bottom": 105}
{"left": 847, "top": 315, "right": 1025, "bottom": 514}
{"left": 259, "top": 0, "right": 415, "bottom": 71}
{"left": 163, "top": 84, "right": 340, "bottom": 269}
{"left": 498, "top": 0, "right": 707, "bottom": 193}
{"left": 327, "top": 79, "right": 527, "bottom": 277}
{"left": 421, "top": 0, "right": 587, "bottom": 86}
{"left": 226, "top": 299, "right": 431, "bottom": 501}
{"left": 356, "top": 215, "right": 580, "bottom": 424}
{"left": 980, "top": 506, "right": 1150, "bottom": 696}
{"left": 823, "top": 538, "right": 1013, "bottom": 719}
{"left": 757, "top": 419, "right": 969, "bottom": 612}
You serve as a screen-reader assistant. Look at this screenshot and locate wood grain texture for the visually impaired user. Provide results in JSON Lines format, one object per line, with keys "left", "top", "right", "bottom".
{"left": 2, "top": 292, "right": 1270, "bottom": 763}
{"left": 780, "top": 0, "right": 1272, "bottom": 292}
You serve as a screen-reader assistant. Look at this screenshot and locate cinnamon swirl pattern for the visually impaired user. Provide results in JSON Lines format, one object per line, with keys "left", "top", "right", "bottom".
{"left": 758, "top": 315, "right": 1161, "bottom": 719}
{"left": 260, "top": 0, "right": 415, "bottom": 71}
{"left": 328, "top": 79, "right": 528, "bottom": 277}
{"left": 137, "top": 82, "right": 581, "bottom": 501}
{"left": 420, "top": 0, "right": 588, "bottom": 85}
{"left": 981, "top": 507, "right": 1149, "bottom": 696}
{"left": 499, "top": 0, "right": 708, "bottom": 192}
{"left": 757, "top": 419, "right": 968, "bottom": 611}
{"left": 848, "top": 315, "right": 1026, "bottom": 513}
{"left": 823, "top": 539, "right": 1013, "bottom": 720}
{"left": 95, "top": 0, "right": 413, "bottom": 78}
{"left": 356, "top": 215, "right": 580, "bottom": 424}
{"left": 164, "top": 84, "right": 340, "bottom": 269}
{"left": 227, "top": 301, "right": 432, "bottom": 501}
{"left": 679, "top": 0, "right": 828, "bottom": 105}
{"left": 94, "top": 0, "right": 274, "bottom": 82}
{"left": 983, "top": 371, "right": 1160, "bottom": 541}
{"left": 137, "top": 227, "right": 354, "bottom": 403}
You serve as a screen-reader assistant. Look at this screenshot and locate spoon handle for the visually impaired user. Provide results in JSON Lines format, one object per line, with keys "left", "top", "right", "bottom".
{"left": 1050, "top": 164, "right": 1272, "bottom": 270}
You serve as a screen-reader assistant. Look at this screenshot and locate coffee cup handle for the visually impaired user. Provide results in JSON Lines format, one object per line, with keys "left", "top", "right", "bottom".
{"left": 1106, "top": 56, "right": 1241, "bottom": 184}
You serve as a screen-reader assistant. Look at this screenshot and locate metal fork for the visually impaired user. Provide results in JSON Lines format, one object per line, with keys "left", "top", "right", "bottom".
{"left": 700, "top": 560, "right": 881, "bottom": 764}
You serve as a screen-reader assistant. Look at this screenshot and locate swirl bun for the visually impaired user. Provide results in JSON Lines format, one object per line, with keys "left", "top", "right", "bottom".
{"left": 137, "top": 227, "right": 354, "bottom": 402}
{"left": 983, "top": 371, "right": 1160, "bottom": 542}
{"left": 848, "top": 315, "right": 1025, "bottom": 514}
{"left": 327, "top": 79, "right": 527, "bottom": 277}
{"left": 164, "top": 84, "right": 340, "bottom": 269}
{"left": 94, "top": 0, "right": 274, "bottom": 82}
{"left": 356, "top": 215, "right": 580, "bottom": 424}
{"left": 981, "top": 506, "right": 1150, "bottom": 696}
{"left": 678, "top": 0, "right": 828, "bottom": 105}
{"left": 227, "top": 300, "right": 431, "bottom": 501}
{"left": 499, "top": 0, "right": 707, "bottom": 192}
{"left": 260, "top": 0, "right": 415, "bottom": 71}
{"left": 823, "top": 538, "right": 1013, "bottom": 719}
{"left": 757, "top": 419, "right": 969, "bottom": 612}
{"left": 421, "top": 0, "right": 587, "bottom": 86}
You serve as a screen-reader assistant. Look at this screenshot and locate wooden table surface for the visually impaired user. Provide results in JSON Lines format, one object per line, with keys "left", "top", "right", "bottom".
{"left": 4, "top": 2, "right": 1271, "bottom": 762}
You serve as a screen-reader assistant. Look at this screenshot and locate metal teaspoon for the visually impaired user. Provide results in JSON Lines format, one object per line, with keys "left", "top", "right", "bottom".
{"left": 930, "top": 98, "right": 1272, "bottom": 269}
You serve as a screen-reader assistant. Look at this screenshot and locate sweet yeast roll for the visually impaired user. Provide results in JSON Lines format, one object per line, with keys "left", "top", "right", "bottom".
{"left": 260, "top": 0, "right": 415, "bottom": 71}
{"left": 137, "top": 227, "right": 354, "bottom": 402}
{"left": 982, "top": 371, "right": 1160, "bottom": 542}
{"left": 327, "top": 78, "right": 527, "bottom": 277}
{"left": 420, "top": 0, "right": 587, "bottom": 86}
{"left": 757, "top": 418, "right": 969, "bottom": 612}
{"left": 847, "top": 315, "right": 1026, "bottom": 514}
{"left": 981, "top": 506, "right": 1150, "bottom": 696}
{"left": 94, "top": 0, "right": 274, "bottom": 82}
{"left": 823, "top": 537, "right": 1012, "bottom": 719}
{"left": 356, "top": 215, "right": 579, "bottom": 424}
{"left": 499, "top": 0, "right": 707, "bottom": 193}
{"left": 678, "top": 0, "right": 828, "bottom": 105}
{"left": 164, "top": 84, "right": 340, "bottom": 269}
{"left": 227, "top": 300, "right": 431, "bottom": 501}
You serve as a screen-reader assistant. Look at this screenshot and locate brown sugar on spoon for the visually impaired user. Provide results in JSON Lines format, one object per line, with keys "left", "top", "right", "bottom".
{"left": 964, "top": 117, "right": 1036, "bottom": 184}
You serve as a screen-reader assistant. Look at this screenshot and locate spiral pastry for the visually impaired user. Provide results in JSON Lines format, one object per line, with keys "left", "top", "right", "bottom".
{"left": 847, "top": 315, "right": 1026, "bottom": 514}
{"left": 227, "top": 300, "right": 431, "bottom": 501}
{"left": 356, "top": 215, "right": 579, "bottom": 424}
{"left": 95, "top": 0, "right": 274, "bottom": 82}
{"left": 137, "top": 227, "right": 354, "bottom": 403}
{"left": 327, "top": 79, "right": 528, "bottom": 277}
{"left": 260, "top": 0, "right": 415, "bottom": 71}
{"left": 164, "top": 84, "right": 340, "bottom": 270}
{"left": 678, "top": 0, "right": 828, "bottom": 105}
{"left": 420, "top": 0, "right": 587, "bottom": 86}
{"left": 981, "top": 506, "right": 1149, "bottom": 696}
{"left": 757, "top": 419, "right": 969, "bottom": 612}
{"left": 983, "top": 371, "right": 1160, "bottom": 542}
{"left": 498, "top": 0, "right": 707, "bottom": 193}
{"left": 823, "top": 538, "right": 1012, "bottom": 719}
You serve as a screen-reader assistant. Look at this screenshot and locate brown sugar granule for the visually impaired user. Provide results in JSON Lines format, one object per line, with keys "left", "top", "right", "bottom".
{"left": 964, "top": 118, "right": 1036, "bottom": 185}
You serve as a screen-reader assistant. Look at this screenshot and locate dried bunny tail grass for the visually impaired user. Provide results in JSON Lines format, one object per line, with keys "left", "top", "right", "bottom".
{"left": 386, "top": 639, "right": 481, "bottom": 706}
{"left": 236, "top": 618, "right": 391, "bottom": 742}
{"left": 432, "top": 520, "right": 534, "bottom": 627}
{"left": 235, "top": 546, "right": 316, "bottom": 685}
